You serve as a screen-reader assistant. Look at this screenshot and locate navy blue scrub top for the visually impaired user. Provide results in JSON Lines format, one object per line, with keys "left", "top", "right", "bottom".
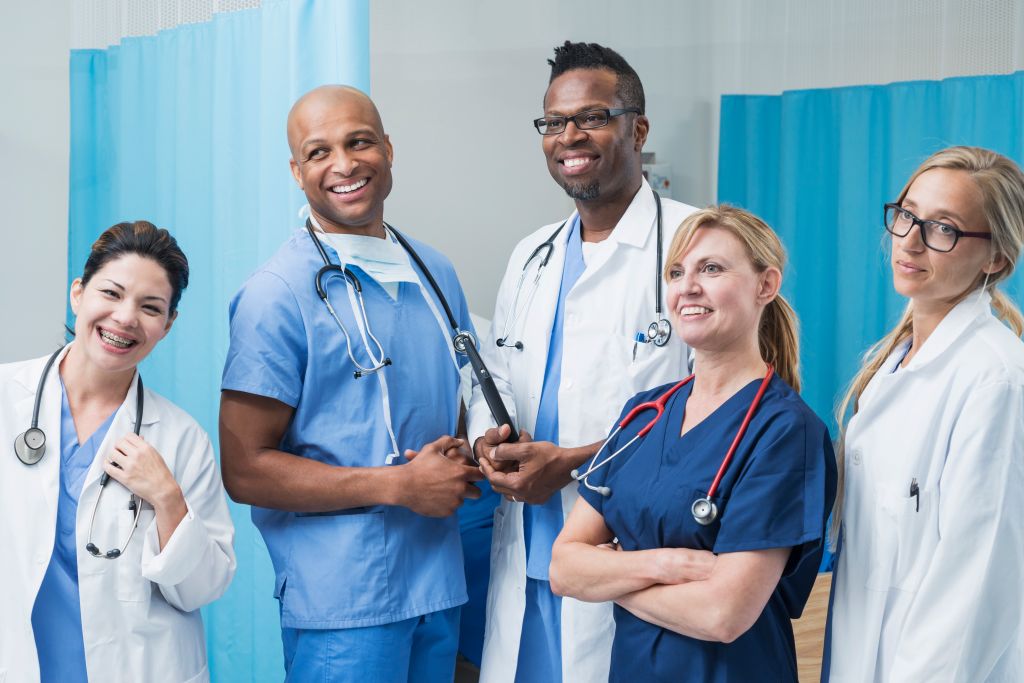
{"left": 579, "top": 375, "right": 837, "bottom": 683}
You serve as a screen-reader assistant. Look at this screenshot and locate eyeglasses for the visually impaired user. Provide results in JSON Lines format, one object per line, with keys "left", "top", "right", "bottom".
{"left": 533, "top": 107, "right": 641, "bottom": 136}
{"left": 883, "top": 203, "right": 991, "bottom": 253}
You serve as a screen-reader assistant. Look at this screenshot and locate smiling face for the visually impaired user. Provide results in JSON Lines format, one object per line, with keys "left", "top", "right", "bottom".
{"left": 541, "top": 68, "right": 647, "bottom": 204}
{"left": 891, "top": 167, "right": 1003, "bottom": 312}
{"left": 288, "top": 86, "right": 394, "bottom": 235}
{"left": 70, "top": 254, "right": 175, "bottom": 374}
{"left": 666, "top": 227, "right": 779, "bottom": 353}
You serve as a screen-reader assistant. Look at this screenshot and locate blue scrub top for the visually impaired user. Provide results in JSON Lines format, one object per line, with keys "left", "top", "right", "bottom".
{"left": 222, "top": 227, "right": 473, "bottom": 630}
{"left": 524, "top": 215, "right": 585, "bottom": 580}
{"left": 579, "top": 376, "right": 837, "bottom": 683}
{"left": 31, "top": 380, "right": 117, "bottom": 683}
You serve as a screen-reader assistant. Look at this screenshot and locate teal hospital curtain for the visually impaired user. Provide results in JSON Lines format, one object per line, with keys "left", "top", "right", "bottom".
{"left": 719, "top": 72, "right": 1024, "bottom": 430}
{"left": 68, "top": 1, "right": 368, "bottom": 679}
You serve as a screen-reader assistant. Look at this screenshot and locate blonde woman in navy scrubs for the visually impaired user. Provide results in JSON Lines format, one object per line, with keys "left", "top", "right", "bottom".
{"left": 550, "top": 206, "right": 836, "bottom": 682}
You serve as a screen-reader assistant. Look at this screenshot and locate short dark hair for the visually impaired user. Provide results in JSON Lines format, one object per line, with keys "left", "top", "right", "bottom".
{"left": 547, "top": 41, "right": 645, "bottom": 113}
{"left": 82, "top": 221, "right": 190, "bottom": 313}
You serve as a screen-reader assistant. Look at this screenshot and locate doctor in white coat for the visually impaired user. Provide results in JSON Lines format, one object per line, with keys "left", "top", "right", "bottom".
{"left": 827, "top": 146, "right": 1024, "bottom": 682}
{"left": 468, "top": 41, "right": 696, "bottom": 683}
{"left": 0, "top": 221, "right": 235, "bottom": 683}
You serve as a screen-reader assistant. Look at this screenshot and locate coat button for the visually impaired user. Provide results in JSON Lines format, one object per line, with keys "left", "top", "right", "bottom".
{"left": 851, "top": 449, "right": 862, "bottom": 466}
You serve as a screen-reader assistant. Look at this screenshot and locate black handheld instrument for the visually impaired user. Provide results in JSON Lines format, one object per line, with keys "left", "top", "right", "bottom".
{"left": 454, "top": 332, "right": 520, "bottom": 443}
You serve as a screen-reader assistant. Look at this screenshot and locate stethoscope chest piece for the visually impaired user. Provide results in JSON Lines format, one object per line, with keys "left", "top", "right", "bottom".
{"left": 691, "top": 496, "right": 718, "bottom": 526}
{"left": 15, "top": 427, "right": 46, "bottom": 465}
{"left": 648, "top": 319, "right": 672, "bottom": 347}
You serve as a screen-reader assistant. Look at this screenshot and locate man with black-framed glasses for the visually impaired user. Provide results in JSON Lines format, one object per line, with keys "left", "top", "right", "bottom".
{"left": 466, "top": 41, "right": 698, "bottom": 683}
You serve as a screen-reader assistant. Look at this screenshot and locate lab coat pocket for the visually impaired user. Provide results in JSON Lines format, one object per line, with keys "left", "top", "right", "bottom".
{"left": 891, "top": 487, "right": 939, "bottom": 592}
{"left": 117, "top": 506, "right": 154, "bottom": 603}
{"left": 865, "top": 482, "right": 937, "bottom": 592}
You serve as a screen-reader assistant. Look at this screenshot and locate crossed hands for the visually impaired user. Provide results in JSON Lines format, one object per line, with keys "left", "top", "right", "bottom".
{"left": 401, "top": 435, "right": 483, "bottom": 517}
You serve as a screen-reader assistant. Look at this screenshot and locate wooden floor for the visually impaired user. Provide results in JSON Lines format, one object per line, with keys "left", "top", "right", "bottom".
{"left": 794, "top": 572, "right": 832, "bottom": 683}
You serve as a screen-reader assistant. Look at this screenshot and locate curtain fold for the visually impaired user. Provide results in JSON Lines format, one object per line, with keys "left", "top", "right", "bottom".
{"left": 718, "top": 71, "right": 1024, "bottom": 429}
{"left": 69, "top": 1, "right": 369, "bottom": 679}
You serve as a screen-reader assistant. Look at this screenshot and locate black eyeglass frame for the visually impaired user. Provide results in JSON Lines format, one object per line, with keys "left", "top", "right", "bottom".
{"left": 883, "top": 203, "right": 992, "bottom": 253}
{"left": 533, "top": 107, "right": 641, "bottom": 136}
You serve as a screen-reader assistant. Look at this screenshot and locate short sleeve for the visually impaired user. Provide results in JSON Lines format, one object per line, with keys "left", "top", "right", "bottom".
{"left": 221, "top": 270, "right": 308, "bottom": 407}
{"left": 713, "top": 408, "right": 835, "bottom": 576}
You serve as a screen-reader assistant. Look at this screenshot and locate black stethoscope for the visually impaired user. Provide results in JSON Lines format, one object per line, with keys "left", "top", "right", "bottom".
{"left": 15, "top": 346, "right": 145, "bottom": 559}
{"left": 307, "top": 220, "right": 521, "bottom": 442}
{"left": 495, "top": 187, "right": 671, "bottom": 352}
{"left": 572, "top": 366, "right": 774, "bottom": 526}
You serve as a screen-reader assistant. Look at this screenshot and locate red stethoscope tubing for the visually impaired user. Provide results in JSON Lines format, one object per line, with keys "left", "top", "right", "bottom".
{"left": 573, "top": 365, "right": 776, "bottom": 511}
{"left": 704, "top": 365, "right": 775, "bottom": 498}
{"left": 618, "top": 375, "right": 691, "bottom": 437}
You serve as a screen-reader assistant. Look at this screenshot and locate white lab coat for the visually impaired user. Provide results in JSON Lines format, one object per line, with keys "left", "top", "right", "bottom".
{"left": 829, "top": 290, "right": 1024, "bottom": 682}
{"left": 0, "top": 347, "right": 236, "bottom": 683}
{"left": 468, "top": 181, "right": 697, "bottom": 683}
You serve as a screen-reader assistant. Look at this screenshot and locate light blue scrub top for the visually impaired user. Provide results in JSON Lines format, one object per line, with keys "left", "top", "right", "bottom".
{"left": 524, "top": 216, "right": 585, "bottom": 580}
{"left": 222, "top": 227, "right": 473, "bottom": 630}
{"left": 31, "top": 380, "right": 116, "bottom": 682}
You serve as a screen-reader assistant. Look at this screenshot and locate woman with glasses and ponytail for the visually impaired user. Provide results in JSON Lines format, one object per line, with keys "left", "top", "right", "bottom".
{"left": 0, "top": 221, "right": 235, "bottom": 683}
{"left": 826, "top": 147, "right": 1024, "bottom": 682}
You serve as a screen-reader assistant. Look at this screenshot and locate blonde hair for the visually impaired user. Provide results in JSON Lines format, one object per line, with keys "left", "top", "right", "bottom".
{"left": 665, "top": 205, "right": 801, "bottom": 392}
{"left": 830, "top": 146, "right": 1024, "bottom": 548}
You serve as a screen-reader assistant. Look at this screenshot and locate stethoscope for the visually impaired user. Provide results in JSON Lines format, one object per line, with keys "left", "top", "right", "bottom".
{"left": 15, "top": 346, "right": 145, "bottom": 559}
{"left": 571, "top": 366, "right": 775, "bottom": 526}
{"left": 307, "top": 220, "right": 521, "bottom": 452}
{"left": 496, "top": 187, "right": 671, "bottom": 351}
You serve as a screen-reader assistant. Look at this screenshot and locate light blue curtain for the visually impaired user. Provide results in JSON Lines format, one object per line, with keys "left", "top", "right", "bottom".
{"left": 68, "top": 1, "right": 368, "bottom": 679}
{"left": 718, "top": 71, "right": 1024, "bottom": 429}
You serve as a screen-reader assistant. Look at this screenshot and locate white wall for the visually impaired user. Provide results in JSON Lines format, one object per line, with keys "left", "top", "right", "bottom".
{"left": 5, "top": 0, "right": 1023, "bottom": 356}
{"left": 371, "top": 0, "right": 1024, "bottom": 317}
{"left": 0, "top": 1, "right": 72, "bottom": 362}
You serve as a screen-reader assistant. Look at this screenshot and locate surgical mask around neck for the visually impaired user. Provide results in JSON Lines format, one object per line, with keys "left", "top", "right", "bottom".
{"left": 308, "top": 211, "right": 419, "bottom": 298}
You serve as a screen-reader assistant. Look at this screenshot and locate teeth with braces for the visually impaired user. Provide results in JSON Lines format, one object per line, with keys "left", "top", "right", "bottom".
{"left": 100, "top": 329, "right": 136, "bottom": 348}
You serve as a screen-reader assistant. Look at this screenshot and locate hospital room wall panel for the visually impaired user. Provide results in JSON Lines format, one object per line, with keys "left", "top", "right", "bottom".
{"left": 6, "top": 0, "right": 1022, "bottom": 360}
{"left": 0, "top": 0, "right": 72, "bottom": 363}
{"left": 370, "top": 0, "right": 1024, "bottom": 316}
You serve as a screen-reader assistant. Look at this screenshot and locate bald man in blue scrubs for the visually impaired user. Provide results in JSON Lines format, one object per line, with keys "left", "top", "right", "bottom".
{"left": 219, "top": 85, "right": 482, "bottom": 682}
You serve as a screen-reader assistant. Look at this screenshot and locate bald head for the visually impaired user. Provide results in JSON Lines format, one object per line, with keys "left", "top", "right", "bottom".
{"left": 286, "top": 84, "right": 395, "bottom": 235}
{"left": 287, "top": 85, "right": 385, "bottom": 159}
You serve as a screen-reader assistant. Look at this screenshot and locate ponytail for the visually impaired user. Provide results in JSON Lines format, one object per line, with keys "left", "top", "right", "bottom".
{"left": 828, "top": 304, "right": 914, "bottom": 549}
{"left": 759, "top": 295, "right": 801, "bottom": 393}
{"left": 990, "top": 288, "right": 1024, "bottom": 336}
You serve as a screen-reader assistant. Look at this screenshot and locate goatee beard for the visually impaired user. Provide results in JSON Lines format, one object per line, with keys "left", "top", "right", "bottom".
{"left": 561, "top": 181, "right": 600, "bottom": 201}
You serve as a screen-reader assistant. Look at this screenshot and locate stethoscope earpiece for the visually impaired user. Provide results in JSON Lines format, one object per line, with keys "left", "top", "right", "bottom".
{"left": 14, "top": 428, "right": 46, "bottom": 465}
{"left": 495, "top": 337, "right": 524, "bottom": 351}
{"left": 691, "top": 496, "right": 718, "bottom": 526}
